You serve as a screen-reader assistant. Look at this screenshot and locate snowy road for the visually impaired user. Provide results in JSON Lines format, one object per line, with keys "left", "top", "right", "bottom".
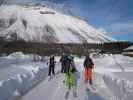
{"left": 20, "top": 55, "right": 133, "bottom": 100}
{"left": 20, "top": 73, "right": 110, "bottom": 100}
{"left": 0, "top": 54, "right": 133, "bottom": 100}
{"left": 20, "top": 64, "right": 113, "bottom": 100}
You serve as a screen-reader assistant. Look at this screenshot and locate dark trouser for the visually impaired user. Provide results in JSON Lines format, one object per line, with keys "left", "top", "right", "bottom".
{"left": 48, "top": 65, "right": 55, "bottom": 76}
{"left": 61, "top": 63, "right": 65, "bottom": 73}
{"left": 63, "top": 65, "right": 67, "bottom": 73}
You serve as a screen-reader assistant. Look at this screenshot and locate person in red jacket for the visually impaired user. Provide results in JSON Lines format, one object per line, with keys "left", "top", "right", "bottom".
{"left": 83, "top": 54, "right": 94, "bottom": 85}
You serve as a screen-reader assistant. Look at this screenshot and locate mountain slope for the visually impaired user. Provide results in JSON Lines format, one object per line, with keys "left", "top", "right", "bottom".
{"left": 0, "top": 5, "right": 113, "bottom": 43}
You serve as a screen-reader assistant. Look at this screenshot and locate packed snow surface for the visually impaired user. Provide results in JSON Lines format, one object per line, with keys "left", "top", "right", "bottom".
{"left": 0, "top": 52, "right": 133, "bottom": 100}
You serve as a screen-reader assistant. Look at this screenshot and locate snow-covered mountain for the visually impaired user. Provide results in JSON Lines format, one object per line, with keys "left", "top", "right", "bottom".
{"left": 0, "top": 5, "right": 113, "bottom": 43}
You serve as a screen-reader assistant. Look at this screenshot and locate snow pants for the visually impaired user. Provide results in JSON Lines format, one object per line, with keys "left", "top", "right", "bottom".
{"left": 61, "top": 63, "right": 66, "bottom": 73}
{"left": 65, "top": 72, "right": 77, "bottom": 89}
{"left": 84, "top": 68, "right": 92, "bottom": 82}
{"left": 48, "top": 65, "right": 55, "bottom": 76}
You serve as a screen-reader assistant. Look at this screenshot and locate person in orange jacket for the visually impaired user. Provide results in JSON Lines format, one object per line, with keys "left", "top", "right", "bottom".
{"left": 83, "top": 54, "right": 94, "bottom": 85}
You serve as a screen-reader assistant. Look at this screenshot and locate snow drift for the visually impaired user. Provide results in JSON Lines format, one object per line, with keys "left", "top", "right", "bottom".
{"left": 0, "top": 52, "right": 48, "bottom": 100}
{"left": 103, "top": 75, "right": 133, "bottom": 100}
{"left": 0, "top": 5, "right": 112, "bottom": 43}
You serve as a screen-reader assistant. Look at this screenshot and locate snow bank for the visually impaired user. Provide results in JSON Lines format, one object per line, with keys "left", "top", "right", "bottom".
{"left": 94, "top": 54, "right": 133, "bottom": 69}
{"left": 0, "top": 66, "right": 48, "bottom": 100}
{"left": 7, "top": 52, "right": 49, "bottom": 62}
{"left": 8, "top": 52, "right": 30, "bottom": 59}
{"left": 103, "top": 75, "right": 133, "bottom": 100}
{"left": 8, "top": 52, "right": 35, "bottom": 60}
{"left": 0, "top": 52, "right": 49, "bottom": 100}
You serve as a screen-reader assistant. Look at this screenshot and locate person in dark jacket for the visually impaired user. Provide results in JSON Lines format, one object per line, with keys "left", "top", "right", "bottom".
{"left": 65, "top": 55, "right": 72, "bottom": 73}
{"left": 60, "top": 54, "right": 72, "bottom": 73}
{"left": 83, "top": 54, "right": 94, "bottom": 85}
{"left": 48, "top": 55, "right": 55, "bottom": 76}
{"left": 60, "top": 54, "right": 66, "bottom": 73}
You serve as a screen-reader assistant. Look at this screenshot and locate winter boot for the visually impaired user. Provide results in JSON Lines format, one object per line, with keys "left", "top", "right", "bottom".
{"left": 73, "top": 91, "right": 77, "bottom": 97}
{"left": 89, "top": 79, "right": 92, "bottom": 85}
{"left": 65, "top": 91, "right": 69, "bottom": 99}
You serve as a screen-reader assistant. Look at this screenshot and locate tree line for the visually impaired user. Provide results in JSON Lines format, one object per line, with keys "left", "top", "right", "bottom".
{"left": 0, "top": 40, "right": 132, "bottom": 56}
